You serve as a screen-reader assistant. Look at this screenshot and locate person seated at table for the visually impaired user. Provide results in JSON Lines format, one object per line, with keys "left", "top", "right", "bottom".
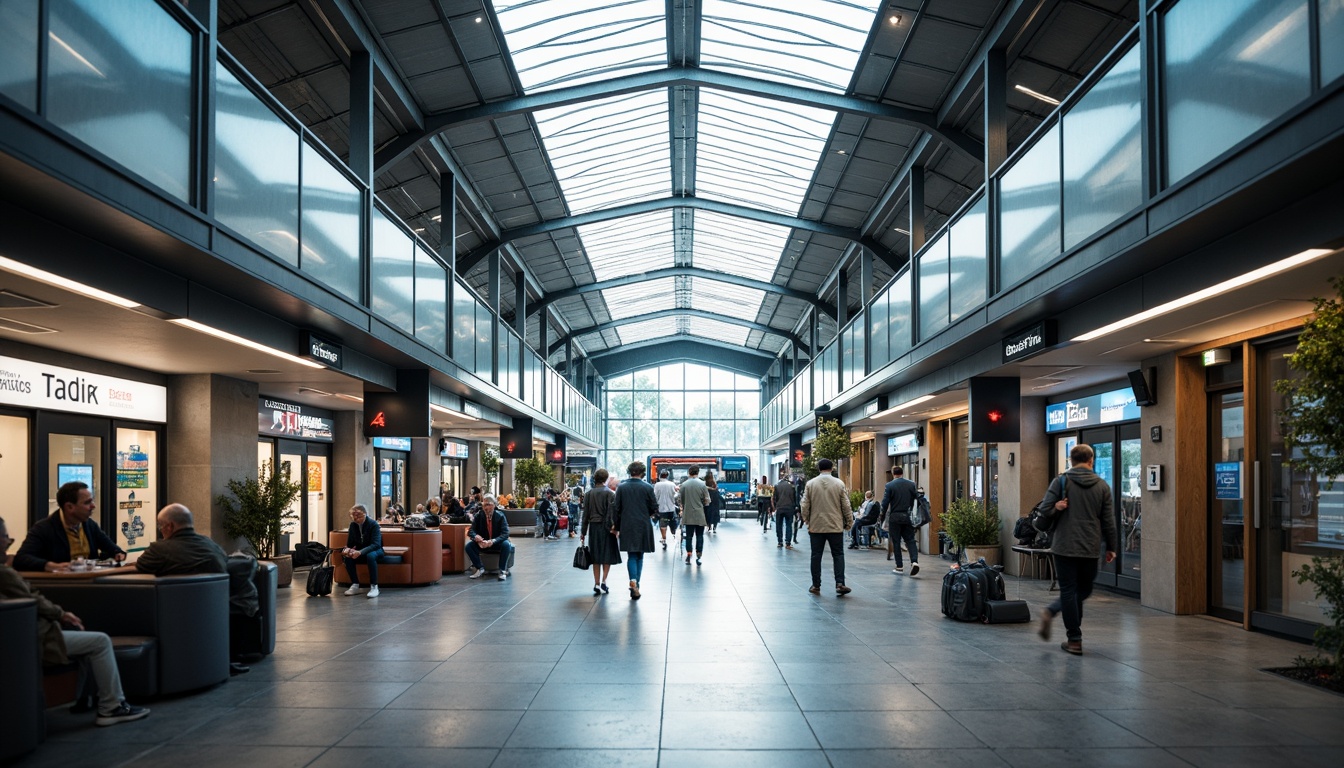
{"left": 465, "top": 495, "right": 512, "bottom": 581}
{"left": 14, "top": 481, "right": 126, "bottom": 573}
{"left": 341, "top": 504, "right": 384, "bottom": 599}
{"left": 0, "top": 516, "right": 149, "bottom": 727}
{"left": 134, "top": 504, "right": 228, "bottom": 576}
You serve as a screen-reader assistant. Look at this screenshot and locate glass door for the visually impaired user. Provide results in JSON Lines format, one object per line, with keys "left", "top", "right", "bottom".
{"left": 304, "top": 445, "right": 329, "bottom": 544}
{"left": 1117, "top": 426, "right": 1143, "bottom": 590}
{"left": 1080, "top": 427, "right": 1118, "bottom": 588}
{"left": 37, "top": 412, "right": 108, "bottom": 533}
{"left": 1209, "top": 389, "right": 1246, "bottom": 622}
{"left": 0, "top": 411, "right": 32, "bottom": 547}
{"left": 277, "top": 440, "right": 303, "bottom": 551}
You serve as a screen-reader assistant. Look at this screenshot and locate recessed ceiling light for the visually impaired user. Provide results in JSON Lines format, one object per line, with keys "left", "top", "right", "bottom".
{"left": 1014, "top": 84, "right": 1061, "bottom": 106}
{"left": 0, "top": 256, "right": 140, "bottom": 308}
{"left": 889, "top": 14, "right": 901, "bottom": 25}
{"left": 247, "top": 369, "right": 282, "bottom": 374}
{"left": 475, "top": 16, "right": 482, "bottom": 23}
{"left": 431, "top": 214, "right": 442, "bottom": 222}
{"left": 170, "top": 319, "right": 324, "bottom": 369}
{"left": 893, "top": 227, "right": 910, "bottom": 235}
{"left": 836, "top": 149, "right": 847, "bottom": 155}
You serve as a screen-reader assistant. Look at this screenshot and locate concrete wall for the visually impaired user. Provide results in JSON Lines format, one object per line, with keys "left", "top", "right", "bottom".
{"left": 331, "top": 411, "right": 373, "bottom": 529}
{"left": 166, "top": 374, "right": 258, "bottom": 549}
{"left": 1140, "top": 352, "right": 1179, "bottom": 614}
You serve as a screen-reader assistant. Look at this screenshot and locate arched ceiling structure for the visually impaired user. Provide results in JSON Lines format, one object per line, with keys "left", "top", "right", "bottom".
{"left": 217, "top": 0, "right": 1139, "bottom": 378}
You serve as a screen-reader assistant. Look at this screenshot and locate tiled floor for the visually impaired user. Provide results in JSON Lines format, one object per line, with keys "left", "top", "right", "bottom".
{"left": 19, "top": 522, "right": 1344, "bottom": 767}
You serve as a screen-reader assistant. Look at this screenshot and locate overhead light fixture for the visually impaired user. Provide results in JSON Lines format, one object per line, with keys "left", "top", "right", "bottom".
{"left": 431, "top": 403, "right": 479, "bottom": 421}
{"left": 870, "top": 394, "right": 936, "bottom": 419}
{"left": 1074, "top": 247, "right": 1335, "bottom": 341}
{"left": 1014, "top": 84, "right": 1061, "bottom": 106}
{"left": 889, "top": 14, "right": 901, "bottom": 25}
{"left": 334, "top": 392, "right": 364, "bottom": 403}
{"left": 893, "top": 227, "right": 910, "bottom": 235}
{"left": 169, "top": 318, "right": 324, "bottom": 368}
{"left": 0, "top": 255, "right": 140, "bottom": 308}
{"left": 431, "top": 214, "right": 442, "bottom": 222}
{"left": 836, "top": 149, "right": 847, "bottom": 155}
{"left": 475, "top": 16, "right": 482, "bottom": 23}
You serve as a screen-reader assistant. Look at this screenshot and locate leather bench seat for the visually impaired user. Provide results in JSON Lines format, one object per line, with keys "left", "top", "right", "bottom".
{"left": 328, "top": 529, "right": 441, "bottom": 586}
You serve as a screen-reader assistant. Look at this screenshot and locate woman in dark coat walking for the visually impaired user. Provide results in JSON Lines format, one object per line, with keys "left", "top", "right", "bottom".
{"left": 581, "top": 468, "right": 621, "bottom": 594}
{"left": 611, "top": 460, "right": 658, "bottom": 599}
{"left": 705, "top": 471, "right": 723, "bottom": 533}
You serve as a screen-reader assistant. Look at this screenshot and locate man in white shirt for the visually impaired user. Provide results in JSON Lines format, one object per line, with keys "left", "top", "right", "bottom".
{"left": 653, "top": 469, "right": 680, "bottom": 550}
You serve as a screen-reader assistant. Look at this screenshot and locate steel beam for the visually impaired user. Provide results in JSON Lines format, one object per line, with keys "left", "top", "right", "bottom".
{"left": 587, "top": 338, "right": 775, "bottom": 379}
{"left": 548, "top": 308, "right": 807, "bottom": 357}
{"left": 374, "top": 65, "right": 983, "bottom": 174}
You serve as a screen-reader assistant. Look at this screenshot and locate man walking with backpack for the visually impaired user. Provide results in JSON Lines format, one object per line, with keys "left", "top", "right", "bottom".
{"left": 881, "top": 466, "right": 921, "bottom": 577}
{"left": 1036, "top": 444, "right": 1117, "bottom": 654}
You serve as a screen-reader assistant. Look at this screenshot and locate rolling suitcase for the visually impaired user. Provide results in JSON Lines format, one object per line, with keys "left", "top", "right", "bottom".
{"left": 305, "top": 546, "right": 334, "bottom": 597}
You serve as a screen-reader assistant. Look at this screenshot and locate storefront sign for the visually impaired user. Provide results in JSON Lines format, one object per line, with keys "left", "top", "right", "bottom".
{"left": 258, "top": 398, "right": 334, "bottom": 442}
{"left": 440, "top": 439, "right": 469, "bottom": 459}
{"left": 1045, "top": 387, "right": 1140, "bottom": 433}
{"left": 887, "top": 432, "right": 919, "bottom": 455}
{"left": 1215, "top": 462, "right": 1242, "bottom": 500}
{"left": 0, "top": 355, "right": 166, "bottom": 422}
{"left": 305, "top": 333, "right": 343, "bottom": 369}
{"left": 373, "top": 437, "right": 412, "bottom": 451}
{"left": 1003, "top": 321, "right": 1057, "bottom": 363}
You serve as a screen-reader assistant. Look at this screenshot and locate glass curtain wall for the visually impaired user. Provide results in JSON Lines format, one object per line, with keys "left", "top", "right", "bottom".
{"left": 605, "top": 363, "right": 760, "bottom": 471}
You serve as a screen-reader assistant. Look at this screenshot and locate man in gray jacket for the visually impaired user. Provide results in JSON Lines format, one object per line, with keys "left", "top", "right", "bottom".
{"left": 801, "top": 459, "right": 854, "bottom": 596}
{"left": 1037, "top": 444, "right": 1117, "bottom": 654}
{"left": 676, "top": 466, "right": 710, "bottom": 565}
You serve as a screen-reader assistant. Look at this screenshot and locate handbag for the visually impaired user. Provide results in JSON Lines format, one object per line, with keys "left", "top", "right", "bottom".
{"left": 572, "top": 544, "right": 592, "bottom": 570}
{"left": 1030, "top": 474, "right": 1068, "bottom": 533}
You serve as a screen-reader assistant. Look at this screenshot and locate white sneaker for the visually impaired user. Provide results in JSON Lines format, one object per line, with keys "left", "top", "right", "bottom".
{"left": 343, "top": 585, "right": 362, "bottom": 595}
{"left": 498, "top": 571, "right": 508, "bottom": 581}
{"left": 366, "top": 585, "right": 380, "bottom": 598}
{"left": 909, "top": 562, "right": 920, "bottom": 577}
{"left": 468, "top": 567, "right": 484, "bottom": 579}
{"left": 892, "top": 567, "right": 904, "bottom": 574}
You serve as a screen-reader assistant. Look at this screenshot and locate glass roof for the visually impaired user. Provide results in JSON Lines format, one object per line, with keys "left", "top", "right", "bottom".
{"left": 699, "top": 0, "right": 884, "bottom": 92}
{"left": 533, "top": 90, "right": 671, "bottom": 214}
{"left": 690, "top": 210, "right": 790, "bottom": 279}
{"left": 687, "top": 279, "right": 765, "bottom": 321}
{"left": 616, "top": 316, "right": 680, "bottom": 346}
{"left": 695, "top": 89, "right": 835, "bottom": 214}
{"left": 577, "top": 209, "right": 675, "bottom": 281}
{"left": 494, "top": 0, "right": 667, "bottom": 92}
{"left": 601, "top": 278, "right": 676, "bottom": 320}
{"left": 682, "top": 315, "right": 751, "bottom": 347}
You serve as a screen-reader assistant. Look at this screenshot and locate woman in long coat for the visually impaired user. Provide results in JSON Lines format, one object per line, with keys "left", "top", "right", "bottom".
{"left": 705, "top": 471, "right": 723, "bottom": 533}
{"left": 611, "top": 460, "right": 658, "bottom": 599}
{"left": 580, "top": 468, "right": 621, "bottom": 594}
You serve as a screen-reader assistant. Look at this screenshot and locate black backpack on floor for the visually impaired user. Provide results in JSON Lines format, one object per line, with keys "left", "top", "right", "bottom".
{"left": 940, "top": 558, "right": 1005, "bottom": 621}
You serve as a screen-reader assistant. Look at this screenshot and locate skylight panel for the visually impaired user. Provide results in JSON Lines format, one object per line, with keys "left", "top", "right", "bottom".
{"left": 534, "top": 90, "right": 672, "bottom": 214}
{"left": 695, "top": 89, "right": 835, "bottom": 214}
{"left": 617, "top": 317, "right": 679, "bottom": 346}
{"left": 602, "top": 278, "right": 676, "bottom": 321}
{"left": 494, "top": 0, "right": 668, "bottom": 92}
{"left": 577, "top": 210, "right": 675, "bottom": 281}
{"left": 699, "top": 0, "right": 883, "bottom": 92}
{"left": 688, "top": 278, "right": 765, "bottom": 321}
{"left": 691, "top": 210, "right": 789, "bottom": 279}
{"left": 683, "top": 316, "right": 751, "bottom": 347}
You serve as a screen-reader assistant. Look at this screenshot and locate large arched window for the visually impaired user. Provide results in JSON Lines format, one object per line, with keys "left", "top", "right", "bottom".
{"left": 603, "top": 363, "right": 759, "bottom": 471}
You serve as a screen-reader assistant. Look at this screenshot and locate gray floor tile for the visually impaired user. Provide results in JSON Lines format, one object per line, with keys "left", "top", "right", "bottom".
{"left": 293, "top": 660, "right": 440, "bottom": 683}
{"left": 338, "top": 709, "right": 523, "bottom": 748}
{"left": 424, "top": 661, "right": 557, "bottom": 683}
{"left": 994, "top": 747, "right": 1193, "bottom": 768}
{"left": 661, "top": 710, "right": 819, "bottom": 750}
{"left": 666, "top": 661, "right": 784, "bottom": 683}
{"left": 1166, "top": 745, "right": 1344, "bottom": 768}
{"left": 1175, "top": 678, "right": 1344, "bottom": 709}
{"left": 1095, "top": 707, "right": 1312, "bottom": 747}
{"left": 529, "top": 682, "right": 664, "bottom": 710}
{"left": 113, "top": 745, "right": 325, "bottom": 768}
{"left": 917, "top": 682, "right": 1085, "bottom": 710}
{"left": 505, "top": 710, "right": 659, "bottom": 749}
{"left": 239, "top": 680, "right": 412, "bottom": 709}
{"left": 306, "top": 747, "right": 499, "bottom": 768}
{"left": 387, "top": 681, "right": 540, "bottom": 710}
{"left": 824, "top": 748, "right": 1012, "bottom": 768}
{"left": 658, "top": 750, "right": 829, "bottom": 768}
{"left": 806, "top": 710, "right": 980, "bottom": 749}
{"left": 546, "top": 661, "right": 665, "bottom": 684}
{"left": 950, "top": 708, "right": 1154, "bottom": 749}
{"left": 489, "top": 748, "right": 658, "bottom": 768}
{"left": 663, "top": 683, "right": 799, "bottom": 711}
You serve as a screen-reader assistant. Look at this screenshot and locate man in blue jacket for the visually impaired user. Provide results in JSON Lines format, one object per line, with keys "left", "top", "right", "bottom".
{"left": 340, "top": 504, "right": 384, "bottom": 598}
{"left": 14, "top": 482, "right": 125, "bottom": 573}
{"left": 466, "top": 495, "right": 513, "bottom": 581}
{"left": 881, "top": 466, "right": 920, "bottom": 577}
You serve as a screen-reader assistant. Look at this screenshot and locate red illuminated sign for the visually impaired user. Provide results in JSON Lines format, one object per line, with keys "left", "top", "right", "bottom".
{"left": 369, "top": 411, "right": 386, "bottom": 428}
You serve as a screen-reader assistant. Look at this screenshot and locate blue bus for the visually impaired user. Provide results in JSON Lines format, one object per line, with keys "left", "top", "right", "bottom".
{"left": 647, "top": 454, "right": 752, "bottom": 509}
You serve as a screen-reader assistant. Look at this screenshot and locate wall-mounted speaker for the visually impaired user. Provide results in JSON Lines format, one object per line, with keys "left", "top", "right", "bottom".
{"left": 1128, "top": 367, "right": 1157, "bottom": 406}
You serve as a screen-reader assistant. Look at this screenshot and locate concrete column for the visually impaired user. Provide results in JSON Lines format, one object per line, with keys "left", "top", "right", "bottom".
{"left": 984, "top": 48, "right": 1008, "bottom": 179}
{"left": 166, "top": 374, "right": 259, "bottom": 548}
{"left": 332, "top": 411, "right": 375, "bottom": 526}
{"left": 500, "top": 459, "right": 515, "bottom": 499}
{"left": 409, "top": 438, "right": 434, "bottom": 509}
{"left": 465, "top": 439, "right": 484, "bottom": 492}
{"left": 909, "top": 166, "right": 926, "bottom": 254}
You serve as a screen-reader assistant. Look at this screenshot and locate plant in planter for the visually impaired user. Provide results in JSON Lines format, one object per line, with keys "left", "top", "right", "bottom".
{"left": 513, "top": 452, "right": 556, "bottom": 502}
{"left": 1291, "top": 555, "right": 1344, "bottom": 686}
{"left": 480, "top": 446, "right": 501, "bottom": 494}
{"left": 939, "top": 496, "right": 1001, "bottom": 565}
{"left": 849, "top": 490, "right": 866, "bottom": 512}
{"left": 219, "top": 459, "right": 302, "bottom": 586}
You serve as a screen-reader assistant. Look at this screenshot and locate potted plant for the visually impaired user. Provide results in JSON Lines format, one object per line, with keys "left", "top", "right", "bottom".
{"left": 514, "top": 452, "right": 556, "bottom": 502}
{"left": 219, "top": 459, "right": 303, "bottom": 587}
{"left": 480, "top": 445, "right": 501, "bottom": 494}
{"left": 940, "top": 496, "right": 1001, "bottom": 566}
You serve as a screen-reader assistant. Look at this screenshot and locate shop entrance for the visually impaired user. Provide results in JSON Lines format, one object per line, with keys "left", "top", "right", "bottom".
{"left": 258, "top": 439, "right": 330, "bottom": 547}
{"left": 1077, "top": 424, "right": 1143, "bottom": 593}
{"left": 36, "top": 412, "right": 163, "bottom": 557}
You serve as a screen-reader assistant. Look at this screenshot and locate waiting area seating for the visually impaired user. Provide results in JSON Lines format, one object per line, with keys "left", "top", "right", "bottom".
{"left": 328, "top": 528, "right": 442, "bottom": 586}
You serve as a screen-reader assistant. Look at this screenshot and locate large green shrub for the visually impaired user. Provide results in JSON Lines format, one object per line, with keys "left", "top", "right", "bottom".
{"left": 218, "top": 460, "right": 301, "bottom": 558}
{"left": 1293, "top": 555, "right": 1344, "bottom": 680}
{"left": 513, "top": 452, "right": 556, "bottom": 499}
{"left": 1276, "top": 278, "right": 1344, "bottom": 481}
{"left": 939, "top": 496, "right": 1000, "bottom": 548}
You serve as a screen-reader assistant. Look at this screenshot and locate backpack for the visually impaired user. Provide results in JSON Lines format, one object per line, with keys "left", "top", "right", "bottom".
{"left": 913, "top": 495, "right": 932, "bottom": 528}
{"left": 1030, "top": 474, "right": 1068, "bottom": 533}
{"left": 1013, "top": 516, "right": 1037, "bottom": 545}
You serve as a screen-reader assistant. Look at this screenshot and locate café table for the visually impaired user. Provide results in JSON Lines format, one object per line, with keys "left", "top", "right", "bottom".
{"left": 16, "top": 565, "right": 129, "bottom": 582}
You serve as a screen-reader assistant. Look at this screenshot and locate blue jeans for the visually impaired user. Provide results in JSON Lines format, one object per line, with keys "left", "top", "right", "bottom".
{"left": 1049, "top": 555, "right": 1100, "bottom": 642}
{"left": 809, "top": 532, "right": 846, "bottom": 587}
{"left": 684, "top": 524, "right": 704, "bottom": 554}
{"left": 776, "top": 510, "right": 794, "bottom": 544}
{"left": 535, "top": 510, "right": 547, "bottom": 537}
{"left": 465, "top": 539, "right": 514, "bottom": 572}
{"left": 343, "top": 547, "right": 384, "bottom": 586}
{"left": 627, "top": 552, "right": 644, "bottom": 583}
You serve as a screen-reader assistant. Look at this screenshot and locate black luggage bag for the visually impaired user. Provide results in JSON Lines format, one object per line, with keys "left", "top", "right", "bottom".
{"left": 983, "top": 599, "right": 1032, "bottom": 623}
{"left": 940, "top": 559, "right": 1007, "bottom": 621}
{"left": 305, "top": 546, "right": 334, "bottom": 597}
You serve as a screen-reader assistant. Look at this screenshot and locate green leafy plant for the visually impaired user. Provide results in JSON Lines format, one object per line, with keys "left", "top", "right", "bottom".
{"left": 849, "top": 490, "right": 866, "bottom": 511}
{"left": 218, "top": 459, "right": 302, "bottom": 558}
{"left": 480, "top": 446, "right": 501, "bottom": 489}
{"left": 513, "top": 452, "right": 556, "bottom": 500}
{"left": 1292, "top": 555, "right": 1344, "bottom": 680}
{"left": 813, "top": 417, "right": 854, "bottom": 462}
{"left": 800, "top": 452, "right": 818, "bottom": 481}
{"left": 939, "top": 496, "right": 1000, "bottom": 548}
{"left": 1276, "top": 278, "right": 1344, "bottom": 482}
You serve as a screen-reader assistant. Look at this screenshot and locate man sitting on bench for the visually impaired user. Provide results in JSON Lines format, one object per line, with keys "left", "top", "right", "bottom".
{"left": 466, "top": 495, "right": 512, "bottom": 582}
{"left": 341, "top": 504, "right": 384, "bottom": 599}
